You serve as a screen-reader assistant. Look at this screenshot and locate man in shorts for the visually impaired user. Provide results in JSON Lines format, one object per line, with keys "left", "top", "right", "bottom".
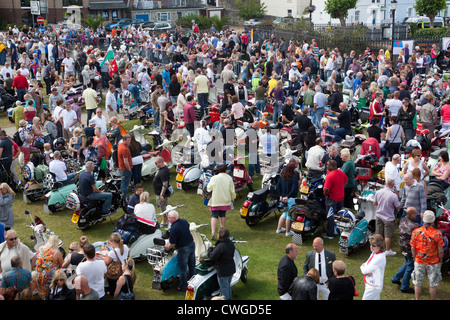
{"left": 410, "top": 210, "right": 445, "bottom": 300}
{"left": 373, "top": 178, "right": 402, "bottom": 256}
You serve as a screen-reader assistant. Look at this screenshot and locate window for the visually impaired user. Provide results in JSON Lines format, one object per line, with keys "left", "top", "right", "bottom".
{"left": 112, "top": 10, "right": 118, "bottom": 19}
{"left": 355, "top": 10, "right": 360, "bottom": 22}
{"left": 102, "top": 10, "right": 109, "bottom": 19}
{"left": 157, "top": 12, "right": 171, "bottom": 21}
{"left": 287, "top": 9, "right": 292, "bottom": 17}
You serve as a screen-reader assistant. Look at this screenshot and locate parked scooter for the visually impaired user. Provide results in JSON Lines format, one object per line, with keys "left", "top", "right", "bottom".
{"left": 25, "top": 210, "right": 65, "bottom": 257}
{"left": 332, "top": 203, "right": 376, "bottom": 255}
{"left": 289, "top": 176, "right": 327, "bottom": 245}
{"left": 147, "top": 222, "right": 211, "bottom": 290}
{"left": 229, "top": 156, "right": 253, "bottom": 193}
{"left": 66, "top": 177, "right": 125, "bottom": 230}
{"left": 240, "top": 171, "right": 281, "bottom": 226}
{"left": 21, "top": 160, "right": 49, "bottom": 203}
{"left": 436, "top": 204, "right": 450, "bottom": 264}
{"left": 185, "top": 240, "right": 249, "bottom": 300}
{"left": 128, "top": 205, "right": 184, "bottom": 261}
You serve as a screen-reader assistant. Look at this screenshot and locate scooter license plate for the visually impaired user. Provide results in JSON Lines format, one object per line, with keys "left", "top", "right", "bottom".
{"left": 176, "top": 173, "right": 184, "bottom": 182}
{"left": 240, "top": 207, "right": 248, "bottom": 217}
{"left": 176, "top": 182, "right": 182, "bottom": 189}
{"left": 300, "top": 185, "right": 309, "bottom": 193}
{"left": 71, "top": 213, "right": 80, "bottom": 224}
{"left": 233, "top": 168, "right": 245, "bottom": 179}
{"left": 186, "top": 290, "right": 194, "bottom": 300}
{"left": 292, "top": 222, "right": 304, "bottom": 231}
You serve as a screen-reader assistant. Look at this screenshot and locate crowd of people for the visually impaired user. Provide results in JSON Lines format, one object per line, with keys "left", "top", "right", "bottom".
{"left": 0, "top": 19, "right": 448, "bottom": 301}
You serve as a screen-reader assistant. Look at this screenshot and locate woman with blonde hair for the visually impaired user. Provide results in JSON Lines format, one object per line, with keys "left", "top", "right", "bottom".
{"left": 0, "top": 182, "right": 15, "bottom": 231}
{"left": 114, "top": 258, "right": 136, "bottom": 300}
{"left": 360, "top": 234, "right": 386, "bottom": 300}
{"left": 104, "top": 232, "right": 129, "bottom": 296}
{"left": 134, "top": 191, "right": 158, "bottom": 234}
{"left": 106, "top": 116, "right": 122, "bottom": 146}
{"left": 68, "top": 127, "right": 85, "bottom": 160}
{"left": 185, "top": 69, "right": 196, "bottom": 95}
{"left": 33, "top": 235, "right": 64, "bottom": 299}
{"left": 46, "top": 268, "right": 76, "bottom": 300}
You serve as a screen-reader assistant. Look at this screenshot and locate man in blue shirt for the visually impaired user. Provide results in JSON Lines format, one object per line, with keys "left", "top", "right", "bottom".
{"left": 162, "top": 64, "right": 171, "bottom": 95}
{"left": 78, "top": 161, "right": 112, "bottom": 216}
{"left": 0, "top": 256, "right": 33, "bottom": 295}
{"left": 127, "top": 78, "right": 142, "bottom": 104}
{"left": 164, "top": 211, "right": 196, "bottom": 291}
{"left": 352, "top": 72, "right": 362, "bottom": 95}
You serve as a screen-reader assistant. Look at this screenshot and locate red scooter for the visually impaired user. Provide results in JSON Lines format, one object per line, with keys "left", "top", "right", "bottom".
{"left": 437, "top": 205, "right": 450, "bottom": 265}
{"left": 229, "top": 156, "right": 253, "bottom": 193}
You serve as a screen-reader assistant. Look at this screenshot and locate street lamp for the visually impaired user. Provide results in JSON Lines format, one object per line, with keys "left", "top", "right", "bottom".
{"left": 391, "top": 0, "right": 397, "bottom": 41}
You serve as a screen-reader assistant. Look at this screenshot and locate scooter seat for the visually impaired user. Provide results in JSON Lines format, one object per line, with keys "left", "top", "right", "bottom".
{"left": 142, "top": 151, "right": 160, "bottom": 161}
{"left": 355, "top": 210, "right": 365, "bottom": 221}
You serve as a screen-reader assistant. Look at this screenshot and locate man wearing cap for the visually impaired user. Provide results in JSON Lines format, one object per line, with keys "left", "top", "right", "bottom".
{"left": 410, "top": 210, "right": 444, "bottom": 300}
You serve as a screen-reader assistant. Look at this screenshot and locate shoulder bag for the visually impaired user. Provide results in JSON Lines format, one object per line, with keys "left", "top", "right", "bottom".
{"left": 105, "top": 249, "right": 123, "bottom": 281}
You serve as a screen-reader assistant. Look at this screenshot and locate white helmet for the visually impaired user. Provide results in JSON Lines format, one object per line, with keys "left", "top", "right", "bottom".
{"left": 291, "top": 62, "right": 297, "bottom": 68}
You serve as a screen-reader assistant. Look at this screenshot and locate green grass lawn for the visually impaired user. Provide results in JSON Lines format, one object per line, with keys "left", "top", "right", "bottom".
{"left": 1, "top": 107, "right": 449, "bottom": 301}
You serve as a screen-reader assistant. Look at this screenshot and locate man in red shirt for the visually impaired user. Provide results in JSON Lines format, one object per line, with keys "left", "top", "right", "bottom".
{"left": 118, "top": 134, "right": 133, "bottom": 200}
{"left": 323, "top": 160, "right": 348, "bottom": 239}
{"left": 12, "top": 69, "right": 29, "bottom": 102}
{"left": 183, "top": 95, "right": 196, "bottom": 137}
{"left": 369, "top": 92, "right": 384, "bottom": 123}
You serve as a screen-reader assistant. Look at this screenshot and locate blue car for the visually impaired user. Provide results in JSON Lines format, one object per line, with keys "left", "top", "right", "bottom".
{"left": 105, "top": 18, "right": 133, "bottom": 31}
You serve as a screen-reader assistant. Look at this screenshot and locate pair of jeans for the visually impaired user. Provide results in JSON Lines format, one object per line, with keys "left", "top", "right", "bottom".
{"left": 87, "top": 191, "right": 113, "bottom": 215}
{"left": 325, "top": 198, "right": 343, "bottom": 237}
{"left": 248, "top": 153, "right": 260, "bottom": 177}
{"left": 197, "top": 92, "right": 209, "bottom": 118}
{"left": 392, "top": 253, "right": 415, "bottom": 290}
{"left": 16, "top": 88, "right": 26, "bottom": 102}
{"left": 255, "top": 100, "right": 265, "bottom": 119}
{"left": 177, "top": 241, "right": 196, "bottom": 290}
{"left": 334, "top": 128, "right": 352, "bottom": 141}
{"left": 86, "top": 109, "right": 96, "bottom": 124}
{"left": 120, "top": 169, "right": 132, "bottom": 200}
{"left": 273, "top": 100, "right": 282, "bottom": 123}
{"left": 132, "top": 163, "right": 142, "bottom": 185}
{"left": 218, "top": 275, "right": 233, "bottom": 300}
{"left": 311, "top": 107, "right": 324, "bottom": 130}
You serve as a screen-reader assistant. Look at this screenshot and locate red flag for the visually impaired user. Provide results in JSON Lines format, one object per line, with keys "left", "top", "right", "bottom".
{"left": 109, "top": 59, "right": 118, "bottom": 77}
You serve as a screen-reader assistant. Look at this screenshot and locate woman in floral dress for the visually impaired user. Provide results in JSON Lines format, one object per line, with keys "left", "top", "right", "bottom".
{"left": 33, "top": 235, "right": 63, "bottom": 299}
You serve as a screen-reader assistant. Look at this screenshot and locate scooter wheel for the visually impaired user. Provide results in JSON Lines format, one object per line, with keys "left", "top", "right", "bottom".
{"left": 240, "top": 266, "right": 248, "bottom": 283}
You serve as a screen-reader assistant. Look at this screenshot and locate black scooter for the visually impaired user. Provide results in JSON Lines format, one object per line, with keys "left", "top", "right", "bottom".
{"left": 68, "top": 178, "right": 126, "bottom": 230}
{"left": 240, "top": 171, "right": 281, "bottom": 227}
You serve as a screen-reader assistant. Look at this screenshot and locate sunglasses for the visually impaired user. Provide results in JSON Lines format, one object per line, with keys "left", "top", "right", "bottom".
{"left": 8, "top": 237, "right": 17, "bottom": 241}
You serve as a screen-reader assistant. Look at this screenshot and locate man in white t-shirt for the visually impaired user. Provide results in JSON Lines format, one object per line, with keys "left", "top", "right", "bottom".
{"left": 194, "top": 120, "right": 212, "bottom": 153}
{"left": 62, "top": 53, "right": 75, "bottom": 79}
{"left": 384, "top": 154, "right": 402, "bottom": 192}
{"left": 90, "top": 107, "right": 107, "bottom": 135}
{"left": 385, "top": 91, "right": 402, "bottom": 116}
{"left": 105, "top": 85, "right": 118, "bottom": 118}
{"left": 49, "top": 151, "right": 74, "bottom": 182}
{"left": 76, "top": 244, "right": 107, "bottom": 299}
{"left": 60, "top": 102, "right": 78, "bottom": 140}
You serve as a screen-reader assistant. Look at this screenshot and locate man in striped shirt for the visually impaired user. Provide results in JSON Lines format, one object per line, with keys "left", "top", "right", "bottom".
{"left": 401, "top": 173, "right": 427, "bottom": 223}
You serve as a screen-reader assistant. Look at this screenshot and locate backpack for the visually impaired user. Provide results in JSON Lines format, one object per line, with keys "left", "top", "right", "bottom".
{"left": 13, "top": 130, "right": 23, "bottom": 147}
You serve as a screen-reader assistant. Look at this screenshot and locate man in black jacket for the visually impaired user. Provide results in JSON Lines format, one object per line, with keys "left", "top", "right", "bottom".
{"left": 303, "top": 237, "right": 336, "bottom": 300}
{"left": 277, "top": 243, "right": 298, "bottom": 300}
{"left": 208, "top": 227, "right": 236, "bottom": 300}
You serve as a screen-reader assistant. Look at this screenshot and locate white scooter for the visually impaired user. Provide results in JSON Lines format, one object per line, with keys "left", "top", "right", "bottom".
{"left": 128, "top": 205, "right": 184, "bottom": 261}
{"left": 25, "top": 210, "right": 65, "bottom": 256}
{"left": 147, "top": 222, "right": 211, "bottom": 290}
{"left": 185, "top": 240, "right": 249, "bottom": 300}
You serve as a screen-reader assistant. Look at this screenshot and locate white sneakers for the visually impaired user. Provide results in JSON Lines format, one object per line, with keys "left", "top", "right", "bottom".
{"left": 276, "top": 228, "right": 294, "bottom": 236}
{"left": 385, "top": 249, "right": 397, "bottom": 256}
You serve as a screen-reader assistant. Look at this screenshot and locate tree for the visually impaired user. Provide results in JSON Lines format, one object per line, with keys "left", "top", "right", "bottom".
{"left": 235, "top": 0, "right": 267, "bottom": 20}
{"left": 324, "top": 0, "right": 358, "bottom": 27}
{"left": 81, "top": 15, "right": 105, "bottom": 30}
{"left": 414, "top": 0, "right": 446, "bottom": 28}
